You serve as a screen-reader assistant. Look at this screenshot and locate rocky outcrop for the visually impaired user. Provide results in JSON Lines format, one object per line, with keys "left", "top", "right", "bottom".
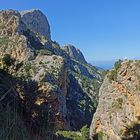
{"left": 90, "top": 60, "right": 140, "bottom": 140}
{"left": 63, "top": 45, "right": 87, "bottom": 64}
{"left": 0, "top": 10, "right": 26, "bottom": 36}
{"left": 20, "top": 9, "right": 51, "bottom": 39}
{"left": 0, "top": 10, "right": 34, "bottom": 62}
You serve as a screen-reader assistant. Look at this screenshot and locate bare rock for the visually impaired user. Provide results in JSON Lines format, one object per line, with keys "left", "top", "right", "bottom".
{"left": 63, "top": 45, "right": 87, "bottom": 64}
{"left": 20, "top": 9, "right": 51, "bottom": 39}
{"left": 0, "top": 10, "right": 34, "bottom": 62}
{"left": 90, "top": 60, "right": 140, "bottom": 140}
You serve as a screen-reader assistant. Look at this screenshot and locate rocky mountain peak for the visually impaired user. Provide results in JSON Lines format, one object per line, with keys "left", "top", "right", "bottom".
{"left": 63, "top": 44, "right": 87, "bottom": 64}
{"left": 20, "top": 9, "right": 51, "bottom": 39}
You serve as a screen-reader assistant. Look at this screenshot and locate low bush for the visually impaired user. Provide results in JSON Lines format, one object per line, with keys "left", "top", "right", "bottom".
{"left": 114, "top": 59, "right": 122, "bottom": 71}
{"left": 108, "top": 69, "right": 117, "bottom": 81}
{"left": 36, "top": 49, "right": 53, "bottom": 55}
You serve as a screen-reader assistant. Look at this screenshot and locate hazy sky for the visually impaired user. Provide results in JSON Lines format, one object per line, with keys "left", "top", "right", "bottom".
{"left": 1, "top": 0, "right": 140, "bottom": 61}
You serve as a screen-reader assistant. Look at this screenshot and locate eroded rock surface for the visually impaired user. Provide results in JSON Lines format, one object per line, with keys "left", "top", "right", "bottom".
{"left": 0, "top": 9, "right": 103, "bottom": 134}
{"left": 20, "top": 9, "right": 51, "bottom": 39}
{"left": 90, "top": 60, "right": 140, "bottom": 140}
{"left": 63, "top": 45, "right": 87, "bottom": 64}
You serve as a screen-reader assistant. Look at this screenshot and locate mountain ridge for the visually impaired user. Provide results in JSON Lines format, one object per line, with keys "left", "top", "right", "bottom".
{"left": 0, "top": 9, "right": 103, "bottom": 139}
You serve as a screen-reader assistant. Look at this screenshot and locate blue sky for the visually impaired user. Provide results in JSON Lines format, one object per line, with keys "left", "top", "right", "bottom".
{"left": 0, "top": 0, "right": 140, "bottom": 61}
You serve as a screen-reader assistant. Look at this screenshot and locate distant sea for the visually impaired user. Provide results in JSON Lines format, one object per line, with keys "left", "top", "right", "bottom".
{"left": 90, "top": 57, "right": 140, "bottom": 70}
{"left": 90, "top": 60, "right": 116, "bottom": 70}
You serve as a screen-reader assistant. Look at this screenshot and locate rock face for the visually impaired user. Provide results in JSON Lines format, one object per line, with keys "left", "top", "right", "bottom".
{"left": 0, "top": 9, "right": 103, "bottom": 138}
{"left": 0, "top": 10, "right": 34, "bottom": 62}
{"left": 20, "top": 55, "right": 69, "bottom": 130}
{"left": 90, "top": 60, "right": 140, "bottom": 140}
{"left": 63, "top": 45, "right": 87, "bottom": 64}
{"left": 66, "top": 57, "right": 102, "bottom": 130}
{"left": 0, "top": 10, "right": 26, "bottom": 36}
{"left": 0, "top": 9, "right": 69, "bottom": 130}
{"left": 20, "top": 9, "right": 51, "bottom": 39}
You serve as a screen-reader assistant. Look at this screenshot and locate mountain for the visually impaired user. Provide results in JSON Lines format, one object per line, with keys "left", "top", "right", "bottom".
{"left": 90, "top": 60, "right": 140, "bottom": 139}
{"left": 0, "top": 9, "right": 103, "bottom": 139}
{"left": 62, "top": 45, "right": 87, "bottom": 64}
{"left": 20, "top": 9, "right": 51, "bottom": 39}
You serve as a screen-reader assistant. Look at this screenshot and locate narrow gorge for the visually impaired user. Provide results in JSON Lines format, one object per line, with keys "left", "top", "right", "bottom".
{"left": 0, "top": 9, "right": 140, "bottom": 140}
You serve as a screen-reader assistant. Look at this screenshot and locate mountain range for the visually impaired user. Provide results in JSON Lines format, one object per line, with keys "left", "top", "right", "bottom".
{"left": 0, "top": 9, "right": 140, "bottom": 140}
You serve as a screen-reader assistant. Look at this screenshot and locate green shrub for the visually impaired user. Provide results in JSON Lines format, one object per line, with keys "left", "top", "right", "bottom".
{"left": 24, "top": 63, "right": 35, "bottom": 78}
{"left": 108, "top": 59, "right": 122, "bottom": 82}
{"left": 2, "top": 54, "right": 12, "bottom": 66}
{"left": 98, "top": 131, "right": 105, "bottom": 140}
{"left": 56, "top": 125, "right": 90, "bottom": 140}
{"left": 108, "top": 69, "right": 117, "bottom": 81}
{"left": 117, "top": 98, "right": 123, "bottom": 106}
{"left": 36, "top": 49, "right": 53, "bottom": 56}
{"left": 112, "top": 98, "right": 123, "bottom": 109}
{"left": 0, "top": 37, "right": 10, "bottom": 45}
{"left": 80, "top": 100, "right": 86, "bottom": 110}
{"left": 1, "top": 54, "right": 14, "bottom": 70}
{"left": 93, "top": 131, "right": 105, "bottom": 140}
{"left": 24, "top": 63, "right": 32, "bottom": 72}
{"left": 80, "top": 125, "right": 89, "bottom": 139}
{"left": 56, "top": 131, "right": 82, "bottom": 140}
{"left": 114, "top": 59, "right": 122, "bottom": 71}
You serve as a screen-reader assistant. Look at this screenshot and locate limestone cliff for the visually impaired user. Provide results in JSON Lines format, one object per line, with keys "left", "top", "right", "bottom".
{"left": 90, "top": 60, "right": 140, "bottom": 140}
{"left": 63, "top": 45, "right": 87, "bottom": 64}
{"left": 0, "top": 9, "right": 103, "bottom": 139}
{"left": 20, "top": 9, "right": 51, "bottom": 39}
{"left": 0, "top": 10, "right": 34, "bottom": 62}
{"left": 0, "top": 9, "right": 69, "bottom": 131}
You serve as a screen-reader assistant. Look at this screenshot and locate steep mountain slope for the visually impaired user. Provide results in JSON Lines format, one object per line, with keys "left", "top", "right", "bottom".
{"left": 64, "top": 45, "right": 102, "bottom": 129}
{"left": 90, "top": 60, "right": 140, "bottom": 140}
{"left": 0, "top": 9, "right": 69, "bottom": 132}
{"left": 0, "top": 9, "right": 103, "bottom": 139}
{"left": 63, "top": 45, "right": 86, "bottom": 64}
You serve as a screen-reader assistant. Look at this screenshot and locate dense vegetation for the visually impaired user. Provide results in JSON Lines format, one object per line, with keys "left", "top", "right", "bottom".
{"left": 56, "top": 125, "right": 90, "bottom": 140}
